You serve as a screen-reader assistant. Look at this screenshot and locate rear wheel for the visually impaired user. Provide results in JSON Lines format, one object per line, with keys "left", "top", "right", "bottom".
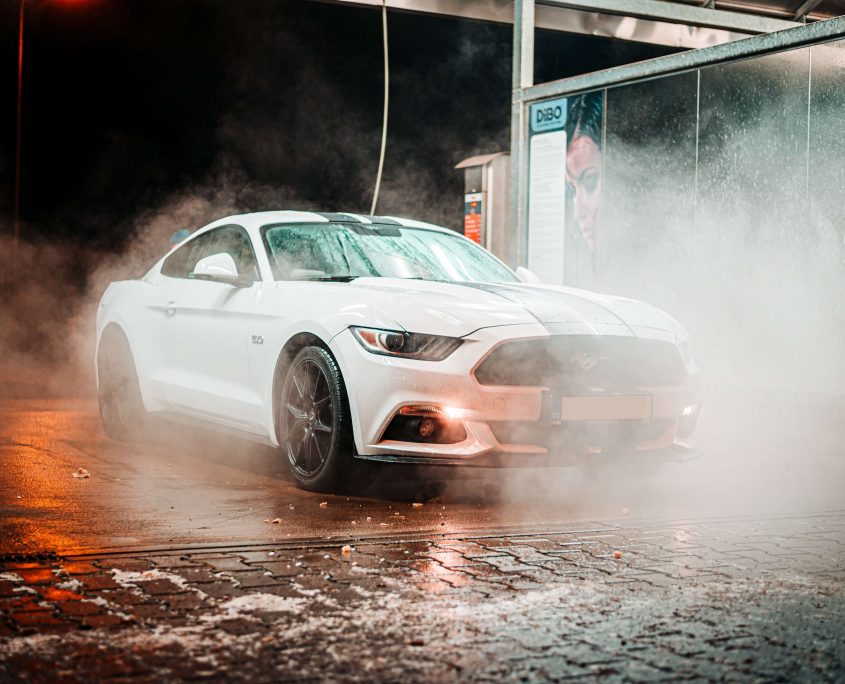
{"left": 97, "top": 328, "right": 147, "bottom": 441}
{"left": 280, "top": 345, "right": 366, "bottom": 492}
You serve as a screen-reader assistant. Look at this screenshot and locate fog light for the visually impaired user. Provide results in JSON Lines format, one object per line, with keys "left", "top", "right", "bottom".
{"left": 678, "top": 403, "right": 701, "bottom": 439}
{"left": 381, "top": 414, "right": 467, "bottom": 445}
{"left": 418, "top": 417, "right": 437, "bottom": 439}
{"left": 682, "top": 403, "right": 700, "bottom": 417}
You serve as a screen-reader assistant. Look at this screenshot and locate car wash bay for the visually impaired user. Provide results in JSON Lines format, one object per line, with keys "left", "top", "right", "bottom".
{"left": 2, "top": 1, "right": 845, "bottom": 680}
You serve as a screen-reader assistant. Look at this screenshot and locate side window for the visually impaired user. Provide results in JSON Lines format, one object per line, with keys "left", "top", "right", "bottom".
{"left": 160, "top": 226, "right": 259, "bottom": 281}
{"left": 211, "top": 226, "right": 260, "bottom": 281}
{"left": 161, "top": 231, "right": 216, "bottom": 279}
{"left": 185, "top": 231, "right": 223, "bottom": 274}
{"left": 161, "top": 242, "right": 193, "bottom": 278}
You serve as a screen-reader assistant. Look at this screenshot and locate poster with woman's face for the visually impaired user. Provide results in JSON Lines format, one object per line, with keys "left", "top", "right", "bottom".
{"left": 563, "top": 92, "right": 604, "bottom": 289}
{"left": 527, "top": 91, "right": 604, "bottom": 290}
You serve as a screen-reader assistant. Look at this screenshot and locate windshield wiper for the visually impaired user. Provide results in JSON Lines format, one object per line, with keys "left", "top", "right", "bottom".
{"left": 300, "top": 275, "right": 361, "bottom": 282}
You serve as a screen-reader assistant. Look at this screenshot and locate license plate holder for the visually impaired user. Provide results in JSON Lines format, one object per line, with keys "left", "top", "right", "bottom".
{"left": 559, "top": 395, "right": 652, "bottom": 422}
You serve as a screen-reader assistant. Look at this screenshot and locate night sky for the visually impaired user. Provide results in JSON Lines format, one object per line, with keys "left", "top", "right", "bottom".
{"left": 0, "top": 0, "right": 675, "bottom": 252}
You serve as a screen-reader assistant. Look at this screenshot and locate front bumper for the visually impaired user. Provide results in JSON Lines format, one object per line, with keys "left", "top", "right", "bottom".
{"left": 331, "top": 325, "right": 701, "bottom": 466}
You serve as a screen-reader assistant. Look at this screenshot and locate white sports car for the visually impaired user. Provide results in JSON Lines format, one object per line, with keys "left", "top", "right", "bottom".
{"left": 96, "top": 211, "right": 700, "bottom": 490}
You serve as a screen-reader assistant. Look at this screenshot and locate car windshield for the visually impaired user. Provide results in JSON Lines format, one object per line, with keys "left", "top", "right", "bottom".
{"left": 262, "top": 222, "right": 519, "bottom": 283}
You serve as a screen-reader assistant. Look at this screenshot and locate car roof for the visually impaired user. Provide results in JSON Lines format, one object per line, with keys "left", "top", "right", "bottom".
{"left": 203, "top": 211, "right": 457, "bottom": 236}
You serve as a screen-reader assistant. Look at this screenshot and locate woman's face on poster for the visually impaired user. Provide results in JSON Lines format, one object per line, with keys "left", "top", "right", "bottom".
{"left": 566, "top": 133, "right": 602, "bottom": 251}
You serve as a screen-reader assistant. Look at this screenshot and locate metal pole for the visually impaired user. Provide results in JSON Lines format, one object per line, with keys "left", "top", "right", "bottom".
{"left": 370, "top": 0, "right": 389, "bottom": 216}
{"left": 14, "top": 0, "right": 24, "bottom": 247}
{"left": 509, "top": 0, "right": 534, "bottom": 268}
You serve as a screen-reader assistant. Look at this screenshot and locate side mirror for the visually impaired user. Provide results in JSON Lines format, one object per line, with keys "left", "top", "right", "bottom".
{"left": 515, "top": 266, "right": 541, "bottom": 284}
{"left": 191, "top": 253, "right": 251, "bottom": 287}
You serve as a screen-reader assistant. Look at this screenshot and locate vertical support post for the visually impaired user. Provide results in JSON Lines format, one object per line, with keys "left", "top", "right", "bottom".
{"left": 693, "top": 68, "right": 701, "bottom": 235}
{"left": 805, "top": 45, "right": 812, "bottom": 203}
{"left": 509, "top": 0, "right": 534, "bottom": 268}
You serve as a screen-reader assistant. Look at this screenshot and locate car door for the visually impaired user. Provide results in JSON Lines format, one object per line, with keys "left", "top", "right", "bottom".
{"left": 160, "top": 225, "right": 264, "bottom": 432}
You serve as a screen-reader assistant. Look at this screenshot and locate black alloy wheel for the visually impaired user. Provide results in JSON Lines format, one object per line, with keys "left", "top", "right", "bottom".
{"left": 280, "top": 345, "right": 353, "bottom": 491}
{"left": 97, "top": 327, "right": 147, "bottom": 441}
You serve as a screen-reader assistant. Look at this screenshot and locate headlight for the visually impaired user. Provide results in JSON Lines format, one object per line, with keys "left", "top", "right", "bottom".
{"left": 350, "top": 326, "right": 463, "bottom": 361}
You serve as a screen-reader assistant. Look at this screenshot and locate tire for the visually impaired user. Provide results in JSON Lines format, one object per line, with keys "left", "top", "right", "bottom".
{"left": 279, "top": 345, "right": 365, "bottom": 492}
{"left": 97, "top": 327, "right": 147, "bottom": 441}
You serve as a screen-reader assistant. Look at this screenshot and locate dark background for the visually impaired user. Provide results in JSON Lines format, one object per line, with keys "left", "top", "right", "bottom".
{"left": 0, "top": 0, "right": 674, "bottom": 252}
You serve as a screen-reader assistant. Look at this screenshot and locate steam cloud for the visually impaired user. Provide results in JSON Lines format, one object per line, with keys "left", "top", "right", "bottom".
{"left": 0, "top": 11, "right": 841, "bottom": 522}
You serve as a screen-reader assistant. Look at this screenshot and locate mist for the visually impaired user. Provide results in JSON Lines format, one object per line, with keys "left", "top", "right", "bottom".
{"left": 488, "top": 47, "right": 844, "bottom": 521}
{"left": 0, "top": 3, "right": 841, "bottom": 529}
{"left": 0, "top": 3, "right": 517, "bottom": 400}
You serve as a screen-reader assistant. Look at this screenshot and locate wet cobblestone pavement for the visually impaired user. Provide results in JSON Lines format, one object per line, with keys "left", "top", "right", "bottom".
{"left": 1, "top": 511, "right": 843, "bottom": 682}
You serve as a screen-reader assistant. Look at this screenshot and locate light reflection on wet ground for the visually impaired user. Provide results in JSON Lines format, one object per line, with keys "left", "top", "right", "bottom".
{"left": 0, "top": 390, "right": 842, "bottom": 555}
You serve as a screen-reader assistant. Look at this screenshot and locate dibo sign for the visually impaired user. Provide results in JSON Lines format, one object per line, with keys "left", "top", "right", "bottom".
{"left": 530, "top": 97, "right": 567, "bottom": 134}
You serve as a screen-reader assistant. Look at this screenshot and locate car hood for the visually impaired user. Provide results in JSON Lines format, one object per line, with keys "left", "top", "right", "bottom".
{"left": 347, "top": 278, "right": 688, "bottom": 342}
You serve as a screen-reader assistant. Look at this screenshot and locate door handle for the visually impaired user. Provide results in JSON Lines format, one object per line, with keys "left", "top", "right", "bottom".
{"left": 164, "top": 301, "right": 176, "bottom": 318}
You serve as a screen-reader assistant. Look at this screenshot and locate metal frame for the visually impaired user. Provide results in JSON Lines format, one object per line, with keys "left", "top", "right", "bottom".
{"left": 538, "top": 0, "right": 797, "bottom": 33}
{"left": 314, "top": 0, "right": 795, "bottom": 49}
{"left": 794, "top": 0, "right": 826, "bottom": 20}
{"left": 509, "top": 6, "right": 845, "bottom": 267}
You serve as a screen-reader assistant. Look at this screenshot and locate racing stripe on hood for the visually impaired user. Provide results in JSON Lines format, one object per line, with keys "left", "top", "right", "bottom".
{"left": 456, "top": 283, "right": 634, "bottom": 332}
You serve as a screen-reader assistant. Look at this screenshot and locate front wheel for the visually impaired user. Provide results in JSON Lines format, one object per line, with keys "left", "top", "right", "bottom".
{"left": 280, "top": 345, "right": 362, "bottom": 492}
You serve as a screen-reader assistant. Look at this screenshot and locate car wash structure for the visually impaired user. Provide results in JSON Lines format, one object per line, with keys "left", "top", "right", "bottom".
{"left": 508, "top": 1, "right": 845, "bottom": 288}
{"left": 505, "top": 1, "right": 845, "bottom": 392}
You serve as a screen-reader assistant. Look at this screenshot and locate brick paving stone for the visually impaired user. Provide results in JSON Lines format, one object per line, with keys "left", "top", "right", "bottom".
{"left": 12, "top": 568, "right": 55, "bottom": 585}
{"left": 58, "top": 561, "right": 100, "bottom": 575}
{"left": 234, "top": 572, "right": 291, "bottom": 589}
{"left": 79, "top": 574, "right": 122, "bottom": 591}
{"left": 95, "top": 559, "right": 151, "bottom": 572}
{"left": 56, "top": 600, "right": 105, "bottom": 617}
{"left": 157, "top": 592, "right": 205, "bottom": 611}
{"left": 131, "top": 578, "right": 187, "bottom": 596}
{"left": 1, "top": 595, "right": 43, "bottom": 613}
{"left": 36, "top": 586, "right": 85, "bottom": 602}
{"left": 78, "top": 614, "right": 127, "bottom": 629}
{"left": 127, "top": 603, "right": 173, "bottom": 621}
{"left": 11, "top": 610, "right": 63, "bottom": 627}
{"left": 204, "top": 557, "right": 255, "bottom": 573}
{"left": 141, "top": 555, "right": 205, "bottom": 569}
{"left": 162, "top": 566, "right": 219, "bottom": 584}
{"left": 1, "top": 512, "right": 844, "bottom": 681}
{"left": 91, "top": 588, "right": 150, "bottom": 606}
{"left": 245, "top": 560, "right": 302, "bottom": 577}
{"left": 190, "top": 580, "right": 246, "bottom": 599}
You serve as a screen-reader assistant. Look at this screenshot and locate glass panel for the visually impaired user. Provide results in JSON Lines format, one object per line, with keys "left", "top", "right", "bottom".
{"left": 807, "top": 40, "right": 845, "bottom": 388}
{"left": 528, "top": 41, "right": 844, "bottom": 391}
{"left": 600, "top": 72, "right": 698, "bottom": 304}
{"left": 694, "top": 48, "right": 813, "bottom": 387}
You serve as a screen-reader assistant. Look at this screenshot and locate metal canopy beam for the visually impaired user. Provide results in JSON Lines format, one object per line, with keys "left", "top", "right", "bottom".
{"left": 539, "top": 0, "right": 798, "bottom": 33}
{"left": 519, "top": 14, "right": 845, "bottom": 102}
{"left": 314, "top": 0, "right": 768, "bottom": 48}
{"left": 794, "top": 0, "right": 825, "bottom": 20}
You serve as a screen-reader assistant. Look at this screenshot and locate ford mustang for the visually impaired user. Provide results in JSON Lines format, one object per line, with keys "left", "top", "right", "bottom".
{"left": 96, "top": 211, "right": 700, "bottom": 490}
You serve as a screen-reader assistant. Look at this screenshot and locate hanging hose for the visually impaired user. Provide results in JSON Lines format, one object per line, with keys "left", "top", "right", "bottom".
{"left": 370, "top": 0, "right": 389, "bottom": 216}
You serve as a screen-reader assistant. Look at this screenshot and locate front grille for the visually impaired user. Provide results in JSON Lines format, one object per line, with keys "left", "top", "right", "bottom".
{"left": 474, "top": 336, "right": 686, "bottom": 390}
{"left": 489, "top": 419, "right": 674, "bottom": 454}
